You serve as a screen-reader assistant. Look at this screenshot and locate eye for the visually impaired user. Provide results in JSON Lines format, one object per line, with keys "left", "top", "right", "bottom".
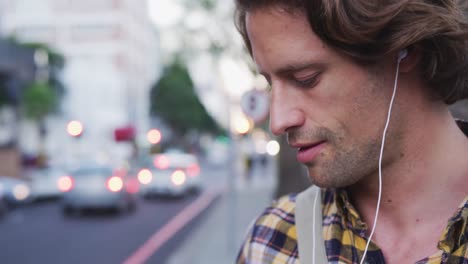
{"left": 293, "top": 73, "right": 320, "bottom": 88}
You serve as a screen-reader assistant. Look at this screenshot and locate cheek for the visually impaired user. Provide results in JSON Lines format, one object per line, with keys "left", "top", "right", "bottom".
{"left": 323, "top": 72, "right": 387, "bottom": 140}
{"left": 347, "top": 79, "right": 389, "bottom": 140}
{"left": 311, "top": 67, "right": 372, "bottom": 119}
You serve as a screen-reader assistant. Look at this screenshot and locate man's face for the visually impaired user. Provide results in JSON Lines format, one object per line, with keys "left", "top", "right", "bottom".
{"left": 246, "top": 8, "right": 399, "bottom": 188}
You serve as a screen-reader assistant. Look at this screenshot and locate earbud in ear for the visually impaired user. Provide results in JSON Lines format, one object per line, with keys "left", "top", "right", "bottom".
{"left": 398, "top": 49, "right": 408, "bottom": 62}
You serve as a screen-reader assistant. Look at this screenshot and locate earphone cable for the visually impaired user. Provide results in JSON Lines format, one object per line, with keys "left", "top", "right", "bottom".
{"left": 359, "top": 58, "right": 402, "bottom": 264}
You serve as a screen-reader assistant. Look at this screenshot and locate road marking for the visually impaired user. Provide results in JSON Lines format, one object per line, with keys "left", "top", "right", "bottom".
{"left": 123, "top": 188, "right": 225, "bottom": 264}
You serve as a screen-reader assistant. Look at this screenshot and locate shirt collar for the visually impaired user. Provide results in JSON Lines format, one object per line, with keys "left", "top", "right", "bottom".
{"left": 324, "top": 188, "right": 368, "bottom": 236}
{"left": 437, "top": 197, "right": 468, "bottom": 254}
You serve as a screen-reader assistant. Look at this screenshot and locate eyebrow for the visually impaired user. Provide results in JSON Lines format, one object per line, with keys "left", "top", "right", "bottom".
{"left": 260, "top": 62, "right": 324, "bottom": 79}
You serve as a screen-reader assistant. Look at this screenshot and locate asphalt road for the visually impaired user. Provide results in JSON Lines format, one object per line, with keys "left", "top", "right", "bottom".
{"left": 0, "top": 161, "right": 229, "bottom": 264}
{"left": 0, "top": 194, "right": 208, "bottom": 264}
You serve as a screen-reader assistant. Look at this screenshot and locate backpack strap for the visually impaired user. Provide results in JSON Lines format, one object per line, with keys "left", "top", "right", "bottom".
{"left": 296, "top": 186, "right": 328, "bottom": 264}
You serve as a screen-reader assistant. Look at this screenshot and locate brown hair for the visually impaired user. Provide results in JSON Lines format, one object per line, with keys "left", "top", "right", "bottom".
{"left": 235, "top": 0, "right": 468, "bottom": 104}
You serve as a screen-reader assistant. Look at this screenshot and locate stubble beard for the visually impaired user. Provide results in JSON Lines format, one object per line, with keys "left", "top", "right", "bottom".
{"left": 292, "top": 127, "right": 381, "bottom": 188}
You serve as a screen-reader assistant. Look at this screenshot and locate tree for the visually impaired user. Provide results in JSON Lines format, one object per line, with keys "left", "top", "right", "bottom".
{"left": 18, "top": 42, "right": 65, "bottom": 99}
{"left": 150, "top": 59, "right": 221, "bottom": 145}
{"left": 20, "top": 81, "right": 57, "bottom": 166}
{"left": 16, "top": 41, "right": 65, "bottom": 166}
{"left": 21, "top": 81, "right": 56, "bottom": 121}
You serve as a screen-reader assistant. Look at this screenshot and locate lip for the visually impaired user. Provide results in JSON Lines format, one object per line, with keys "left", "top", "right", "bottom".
{"left": 295, "top": 141, "right": 326, "bottom": 163}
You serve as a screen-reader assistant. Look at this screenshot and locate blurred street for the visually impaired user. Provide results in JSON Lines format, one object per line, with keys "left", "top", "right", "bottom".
{"left": 166, "top": 157, "right": 277, "bottom": 264}
{"left": 0, "top": 1, "right": 294, "bottom": 263}
{"left": 0, "top": 194, "right": 199, "bottom": 264}
{"left": 0, "top": 157, "right": 277, "bottom": 264}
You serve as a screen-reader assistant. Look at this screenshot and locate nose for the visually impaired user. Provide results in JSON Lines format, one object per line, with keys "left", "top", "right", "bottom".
{"left": 269, "top": 85, "right": 305, "bottom": 136}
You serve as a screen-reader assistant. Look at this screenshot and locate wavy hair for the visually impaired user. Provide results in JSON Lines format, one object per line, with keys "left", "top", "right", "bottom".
{"left": 235, "top": 0, "right": 468, "bottom": 104}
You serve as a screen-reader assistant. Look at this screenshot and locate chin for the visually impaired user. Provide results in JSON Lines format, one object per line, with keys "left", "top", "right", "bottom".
{"left": 307, "top": 168, "right": 361, "bottom": 189}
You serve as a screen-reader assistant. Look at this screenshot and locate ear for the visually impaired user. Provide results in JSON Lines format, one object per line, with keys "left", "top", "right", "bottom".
{"left": 398, "top": 46, "right": 421, "bottom": 73}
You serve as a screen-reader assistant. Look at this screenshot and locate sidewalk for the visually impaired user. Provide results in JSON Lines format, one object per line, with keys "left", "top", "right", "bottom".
{"left": 165, "top": 163, "right": 277, "bottom": 264}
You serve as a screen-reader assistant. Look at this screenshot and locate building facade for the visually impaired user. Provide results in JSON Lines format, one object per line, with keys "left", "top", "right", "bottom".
{"left": 0, "top": 0, "right": 160, "bottom": 165}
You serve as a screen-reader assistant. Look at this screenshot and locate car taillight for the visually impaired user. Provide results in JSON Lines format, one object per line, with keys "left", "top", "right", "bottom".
{"left": 171, "top": 170, "right": 186, "bottom": 186}
{"left": 107, "top": 176, "right": 123, "bottom": 192}
{"left": 138, "top": 169, "right": 153, "bottom": 184}
{"left": 58, "top": 176, "right": 74, "bottom": 192}
{"left": 154, "top": 155, "right": 170, "bottom": 169}
{"left": 186, "top": 163, "right": 200, "bottom": 177}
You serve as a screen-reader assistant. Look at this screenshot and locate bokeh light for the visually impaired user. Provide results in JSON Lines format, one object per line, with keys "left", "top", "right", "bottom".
{"left": 266, "top": 140, "right": 280, "bottom": 156}
{"left": 107, "top": 177, "right": 123, "bottom": 192}
{"left": 232, "top": 115, "right": 251, "bottom": 135}
{"left": 13, "top": 184, "right": 30, "bottom": 201}
{"left": 171, "top": 170, "right": 186, "bottom": 186}
{"left": 138, "top": 169, "right": 153, "bottom": 185}
{"left": 154, "top": 155, "right": 170, "bottom": 169}
{"left": 66, "top": 120, "right": 84, "bottom": 137}
{"left": 57, "top": 176, "right": 73, "bottom": 192}
{"left": 147, "top": 129, "right": 162, "bottom": 144}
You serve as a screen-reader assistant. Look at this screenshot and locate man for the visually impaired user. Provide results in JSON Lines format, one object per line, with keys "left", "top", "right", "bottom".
{"left": 234, "top": 0, "right": 468, "bottom": 263}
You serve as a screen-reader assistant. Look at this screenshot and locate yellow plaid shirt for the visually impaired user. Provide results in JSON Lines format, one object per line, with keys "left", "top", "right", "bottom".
{"left": 237, "top": 190, "right": 468, "bottom": 264}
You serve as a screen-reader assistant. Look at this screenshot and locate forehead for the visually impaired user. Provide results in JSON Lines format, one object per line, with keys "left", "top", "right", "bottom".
{"left": 245, "top": 7, "right": 332, "bottom": 74}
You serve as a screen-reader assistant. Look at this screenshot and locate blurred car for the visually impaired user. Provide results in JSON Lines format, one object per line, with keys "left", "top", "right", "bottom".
{"left": 28, "top": 167, "right": 68, "bottom": 201}
{"left": 0, "top": 176, "right": 32, "bottom": 207}
{"left": 137, "top": 152, "right": 202, "bottom": 198}
{"left": 60, "top": 165, "right": 138, "bottom": 216}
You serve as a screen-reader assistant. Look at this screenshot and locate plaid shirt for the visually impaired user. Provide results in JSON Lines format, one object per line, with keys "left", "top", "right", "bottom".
{"left": 236, "top": 191, "right": 468, "bottom": 264}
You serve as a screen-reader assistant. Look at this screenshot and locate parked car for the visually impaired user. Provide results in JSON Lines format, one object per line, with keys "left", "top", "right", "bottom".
{"left": 28, "top": 167, "right": 68, "bottom": 201}
{"left": 0, "top": 176, "right": 32, "bottom": 207}
{"left": 137, "top": 152, "right": 202, "bottom": 198}
{"left": 61, "top": 165, "right": 138, "bottom": 216}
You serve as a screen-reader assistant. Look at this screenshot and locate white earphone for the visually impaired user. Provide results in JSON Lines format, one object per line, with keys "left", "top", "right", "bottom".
{"left": 359, "top": 48, "right": 407, "bottom": 264}
{"left": 398, "top": 49, "right": 408, "bottom": 62}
